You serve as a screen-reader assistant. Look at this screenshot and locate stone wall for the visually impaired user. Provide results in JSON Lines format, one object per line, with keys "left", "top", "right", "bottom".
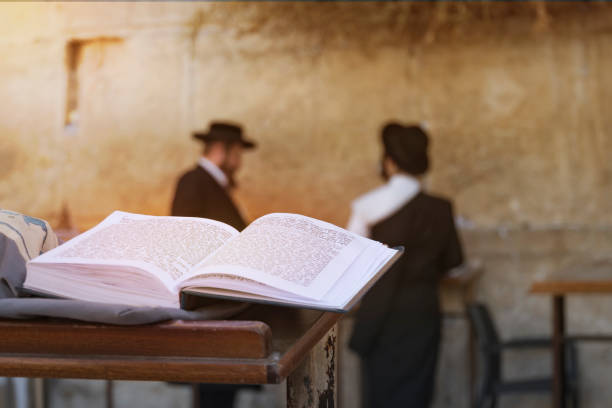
{"left": 2, "top": 3, "right": 611, "bottom": 229}
{"left": 1, "top": 3, "right": 612, "bottom": 407}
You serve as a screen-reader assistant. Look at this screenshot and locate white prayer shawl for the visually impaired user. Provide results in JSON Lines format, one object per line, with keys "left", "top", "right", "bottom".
{"left": 0, "top": 209, "right": 58, "bottom": 261}
{"left": 346, "top": 174, "right": 421, "bottom": 238}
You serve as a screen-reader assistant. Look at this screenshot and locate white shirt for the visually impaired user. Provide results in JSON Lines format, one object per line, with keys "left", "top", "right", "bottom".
{"left": 198, "top": 157, "right": 229, "bottom": 188}
{"left": 346, "top": 174, "right": 421, "bottom": 238}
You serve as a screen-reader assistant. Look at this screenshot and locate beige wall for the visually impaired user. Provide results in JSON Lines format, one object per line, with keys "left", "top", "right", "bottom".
{"left": 2, "top": 3, "right": 612, "bottom": 407}
{"left": 1, "top": 3, "right": 611, "bottom": 230}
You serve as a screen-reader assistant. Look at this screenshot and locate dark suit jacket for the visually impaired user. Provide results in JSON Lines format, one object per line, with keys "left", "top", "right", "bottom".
{"left": 171, "top": 165, "right": 256, "bottom": 399}
{"left": 171, "top": 165, "right": 246, "bottom": 231}
{"left": 349, "top": 192, "right": 463, "bottom": 407}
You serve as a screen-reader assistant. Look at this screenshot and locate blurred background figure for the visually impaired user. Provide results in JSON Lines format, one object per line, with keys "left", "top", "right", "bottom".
{"left": 170, "top": 122, "right": 257, "bottom": 408}
{"left": 348, "top": 123, "right": 464, "bottom": 408}
{"left": 171, "top": 121, "right": 256, "bottom": 230}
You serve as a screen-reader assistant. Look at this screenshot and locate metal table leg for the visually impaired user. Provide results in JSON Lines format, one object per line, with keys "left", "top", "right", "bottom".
{"left": 552, "top": 295, "right": 566, "bottom": 408}
{"left": 33, "top": 378, "right": 44, "bottom": 408}
{"left": 105, "top": 380, "right": 113, "bottom": 408}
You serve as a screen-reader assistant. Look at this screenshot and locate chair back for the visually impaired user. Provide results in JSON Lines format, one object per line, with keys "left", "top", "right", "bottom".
{"left": 467, "top": 302, "right": 501, "bottom": 348}
{"left": 467, "top": 302, "right": 502, "bottom": 385}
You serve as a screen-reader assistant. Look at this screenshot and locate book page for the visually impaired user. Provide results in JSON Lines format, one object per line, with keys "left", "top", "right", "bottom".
{"left": 183, "top": 213, "right": 372, "bottom": 300}
{"left": 32, "top": 211, "right": 239, "bottom": 288}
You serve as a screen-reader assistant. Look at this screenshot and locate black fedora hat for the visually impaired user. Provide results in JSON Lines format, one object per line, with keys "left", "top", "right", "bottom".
{"left": 381, "top": 122, "right": 429, "bottom": 175}
{"left": 193, "top": 122, "right": 256, "bottom": 149}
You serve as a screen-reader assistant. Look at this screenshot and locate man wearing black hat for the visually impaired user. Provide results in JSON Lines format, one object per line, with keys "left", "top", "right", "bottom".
{"left": 347, "top": 123, "right": 464, "bottom": 408}
{"left": 171, "top": 122, "right": 256, "bottom": 231}
{"left": 171, "top": 122, "right": 257, "bottom": 408}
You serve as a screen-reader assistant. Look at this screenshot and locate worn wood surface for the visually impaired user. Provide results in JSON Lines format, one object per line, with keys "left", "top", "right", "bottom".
{"left": 0, "top": 319, "right": 271, "bottom": 358}
{"left": 531, "top": 260, "right": 612, "bottom": 294}
{"left": 531, "top": 280, "right": 612, "bottom": 294}
{"left": 0, "top": 305, "right": 342, "bottom": 384}
{"left": 287, "top": 325, "right": 337, "bottom": 408}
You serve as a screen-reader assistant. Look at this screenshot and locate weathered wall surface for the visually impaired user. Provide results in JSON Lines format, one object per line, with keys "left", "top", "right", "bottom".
{"left": 1, "top": 3, "right": 612, "bottom": 408}
{"left": 1, "top": 2, "right": 611, "bottom": 229}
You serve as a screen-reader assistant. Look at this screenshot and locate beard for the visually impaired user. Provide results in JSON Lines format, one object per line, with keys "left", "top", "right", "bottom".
{"left": 220, "top": 162, "right": 238, "bottom": 189}
{"left": 379, "top": 159, "right": 390, "bottom": 181}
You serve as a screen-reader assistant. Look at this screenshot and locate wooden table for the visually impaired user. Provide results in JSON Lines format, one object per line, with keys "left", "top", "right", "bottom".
{"left": 441, "top": 260, "right": 483, "bottom": 408}
{"left": 440, "top": 260, "right": 484, "bottom": 314}
{"left": 531, "top": 261, "right": 612, "bottom": 408}
{"left": 0, "top": 304, "right": 341, "bottom": 407}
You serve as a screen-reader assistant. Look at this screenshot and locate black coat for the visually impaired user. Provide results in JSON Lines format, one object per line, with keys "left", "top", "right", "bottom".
{"left": 171, "top": 165, "right": 246, "bottom": 231}
{"left": 170, "top": 165, "right": 253, "bottom": 405}
{"left": 349, "top": 192, "right": 463, "bottom": 408}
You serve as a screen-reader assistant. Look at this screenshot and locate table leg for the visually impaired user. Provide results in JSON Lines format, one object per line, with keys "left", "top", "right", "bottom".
{"left": 465, "top": 281, "right": 477, "bottom": 408}
{"left": 337, "top": 321, "right": 343, "bottom": 408}
{"left": 191, "top": 383, "right": 199, "bottom": 408}
{"left": 105, "top": 380, "right": 114, "bottom": 408}
{"left": 552, "top": 295, "right": 566, "bottom": 408}
{"left": 469, "top": 320, "right": 476, "bottom": 407}
{"left": 33, "top": 378, "right": 45, "bottom": 408}
{"left": 10, "top": 378, "right": 28, "bottom": 408}
{"left": 287, "top": 324, "right": 337, "bottom": 408}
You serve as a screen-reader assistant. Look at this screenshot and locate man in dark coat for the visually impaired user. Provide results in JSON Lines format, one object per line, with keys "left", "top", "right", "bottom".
{"left": 171, "top": 121, "right": 257, "bottom": 407}
{"left": 347, "top": 123, "right": 464, "bottom": 408}
{"left": 171, "top": 122, "right": 256, "bottom": 231}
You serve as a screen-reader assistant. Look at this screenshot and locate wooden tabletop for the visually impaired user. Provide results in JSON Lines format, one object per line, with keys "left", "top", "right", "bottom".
{"left": 530, "top": 260, "right": 612, "bottom": 295}
{"left": 0, "top": 304, "right": 341, "bottom": 384}
{"left": 441, "top": 260, "right": 484, "bottom": 287}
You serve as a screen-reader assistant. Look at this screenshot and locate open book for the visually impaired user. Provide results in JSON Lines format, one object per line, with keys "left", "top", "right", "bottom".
{"left": 24, "top": 211, "right": 402, "bottom": 312}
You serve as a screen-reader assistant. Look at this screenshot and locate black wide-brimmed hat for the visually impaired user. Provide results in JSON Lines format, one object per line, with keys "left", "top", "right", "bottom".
{"left": 381, "top": 122, "right": 429, "bottom": 175}
{"left": 193, "top": 122, "right": 256, "bottom": 149}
